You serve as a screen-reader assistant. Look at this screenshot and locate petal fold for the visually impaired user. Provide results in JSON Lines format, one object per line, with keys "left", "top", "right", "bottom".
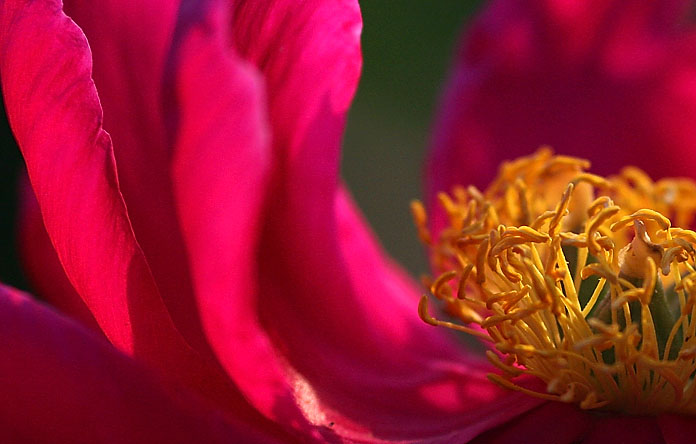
{"left": 169, "top": 0, "right": 295, "bottom": 440}
{"left": 61, "top": 0, "right": 209, "bottom": 353}
{"left": 0, "top": 0, "right": 247, "bottom": 412}
{"left": 207, "top": 1, "right": 544, "bottom": 440}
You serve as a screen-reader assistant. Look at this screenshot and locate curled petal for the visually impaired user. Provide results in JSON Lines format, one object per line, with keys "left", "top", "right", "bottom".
{"left": 186, "top": 0, "right": 546, "bottom": 440}
{"left": 61, "top": 0, "right": 207, "bottom": 353}
{"left": 0, "top": 0, "right": 248, "bottom": 412}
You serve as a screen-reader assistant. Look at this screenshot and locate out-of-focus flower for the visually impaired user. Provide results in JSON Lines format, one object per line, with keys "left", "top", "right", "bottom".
{"left": 428, "top": 0, "right": 696, "bottom": 233}
{"left": 1, "top": 0, "right": 532, "bottom": 442}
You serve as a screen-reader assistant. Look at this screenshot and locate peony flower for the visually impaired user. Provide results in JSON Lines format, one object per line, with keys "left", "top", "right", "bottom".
{"left": 5, "top": 0, "right": 696, "bottom": 443}
{"left": 2, "top": 0, "right": 529, "bottom": 442}
{"left": 418, "top": 1, "right": 696, "bottom": 443}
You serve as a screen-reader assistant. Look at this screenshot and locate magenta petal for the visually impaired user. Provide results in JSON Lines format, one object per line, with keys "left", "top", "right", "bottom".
{"left": 658, "top": 414, "right": 696, "bottom": 444}
{"left": 17, "top": 174, "right": 101, "bottom": 332}
{"left": 220, "top": 0, "right": 546, "bottom": 439}
{"left": 2, "top": 0, "right": 152, "bottom": 355}
{"left": 427, "top": 0, "right": 696, "bottom": 232}
{"left": 0, "top": 284, "right": 282, "bottom": 444}
{"left": 243, "top": 185, "right": 542, "bottom": 441}
{"left": 0, "top": 0, "right": 242, "bottom": 409}
{"left": 169, "top": 0, "right": 297, "bottom": 440}
{"left": 582, "top": 415, "right": 663, "bottom": 444}
{"left": 470, "top": 402, "right": 591, "bottom": 444}
{"left": 60, "top": 0, "right": 209, "bottom": 352}
{"left": 233, "top": 0, "right": 362, "bottom": 166}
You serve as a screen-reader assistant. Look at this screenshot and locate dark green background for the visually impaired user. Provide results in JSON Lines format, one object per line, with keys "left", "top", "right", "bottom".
{"left": 0, "top": 1, "right": 482, "bottom": 289}
{"left": 343, "top": 1, "right": 481, "bottom": 275}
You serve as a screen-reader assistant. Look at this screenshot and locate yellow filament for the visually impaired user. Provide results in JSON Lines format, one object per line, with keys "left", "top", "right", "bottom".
{"left": 415, "top": 149, "right": 696, "bottom": 415}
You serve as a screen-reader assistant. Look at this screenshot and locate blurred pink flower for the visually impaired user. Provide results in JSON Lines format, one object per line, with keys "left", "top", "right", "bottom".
{"left": 429, "top": 0, "right": 696, "bottom": 232}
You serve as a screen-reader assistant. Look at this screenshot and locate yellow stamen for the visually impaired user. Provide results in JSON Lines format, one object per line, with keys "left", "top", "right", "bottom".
{"left": 414, "top": 149, "right": 696, "bottom": 415}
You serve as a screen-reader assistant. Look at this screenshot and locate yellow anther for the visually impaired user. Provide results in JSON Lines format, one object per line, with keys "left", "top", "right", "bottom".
{"left": 437, "top": 192, "right": 462, "bottom": 231}
{"left": 621, "top": 166, "right": 654, "bottom": 191}
{"left": 416, "top": 149, "right": 696, "bottom": 415}
{"left": 543, "top": 155, "right": 591, "bottom": 173}
{"left": 571, "top": 173, "right": 610, "bottom": 189}
{"left": 585, "top": 206, "right": 620, "bottom": 254}
{"left": 581, "top": 262, "right": 618, "bottom": 285}
{"left": 671, "top": 228, "right": 696, "bottom": 245}
{"left": 611, "top": 209, "right": 671, "bottom": 232}
{"left": 531, "top": 210, "right": 558, "bottom": 230}
{"left": 410, "top": 200, "right": 431, "bottom": 245}
{"left": 475, "top": 238, "right": 489, "bottom": 284}
{"left": 587, "top": 196, "right": 614, "bottom": 217}
{"left": 502, "top": 226, "right": 550, "bottom": 242}
{"left": 548, "top": 183, "right": 574, "bottom": 237}
{"left": 490, "top": 235, "right": 546, "bottom": 257}
{"left": 430, "top": 270, "right": 458, "bottom": 299}
{"left": 486, "top": 350, "right": 523, "bottom": 376}
{"left": 456, "top": 264, "right": 475, "bottom": 299}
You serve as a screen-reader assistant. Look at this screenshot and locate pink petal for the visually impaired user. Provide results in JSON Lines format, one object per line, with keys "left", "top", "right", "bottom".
{"left": 427, "top": 0, "right": 696, "bottom": 232}
{"left": 267, "top": 188, "right": 543, "bottom": 441}
{"left": 17, "top": 174, "right": 101, "bottom": 332}
{"left": 658, "top": 414, "right": 696, "bottom": 444}
{"left": 0, "top": 284, "right": 281, "bottom": 444}
{"left": 0, "top": 0, "right": 248, "bottom": 412}
{"left": 206, "top": 0, "right": 544, "bottom": 440}
{"left": 169, "top": 1, "right": 296, "bottom": 440}
{"left": 470, "top": 402, "right": 591, "bottom": 444}
{"left": 582, "top": 415, "right": 663, "bottom": 444}
{"left": 60, "top": 0, "right": 209, "bottom": 353}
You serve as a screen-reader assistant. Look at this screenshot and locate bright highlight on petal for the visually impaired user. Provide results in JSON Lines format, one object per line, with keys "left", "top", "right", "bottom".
{"left": 415, "top": 148, "right": 696, "bottom": 415}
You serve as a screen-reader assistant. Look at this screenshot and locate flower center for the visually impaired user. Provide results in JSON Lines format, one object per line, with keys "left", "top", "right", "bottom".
{"left": 414, "top": 148, "right": 696, "bottom": 415}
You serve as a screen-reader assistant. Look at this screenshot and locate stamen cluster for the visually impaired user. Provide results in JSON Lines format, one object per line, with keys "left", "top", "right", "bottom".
{"left": 414, "top": 149, "right": 696, "bottom": 414}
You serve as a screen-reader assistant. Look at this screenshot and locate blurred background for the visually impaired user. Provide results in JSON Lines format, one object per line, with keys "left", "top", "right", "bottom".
{"left": 343, "top": 1, "right": 481, "bottom": 275}
{"left": 0, "top": 1, "right": 482, "bottom": 289}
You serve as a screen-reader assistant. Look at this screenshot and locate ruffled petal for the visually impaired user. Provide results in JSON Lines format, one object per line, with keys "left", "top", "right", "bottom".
{"left": 427, "top": 0, "right": 696, "bottom": 232}
{"left": 60, "top": 0, "right": 209, "bottom": 352}
{"left": 0, "top": 284, "right": 280, "bottom": 444}
{"left": 0, "top": 0, "right": 245, "bottom": 411}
